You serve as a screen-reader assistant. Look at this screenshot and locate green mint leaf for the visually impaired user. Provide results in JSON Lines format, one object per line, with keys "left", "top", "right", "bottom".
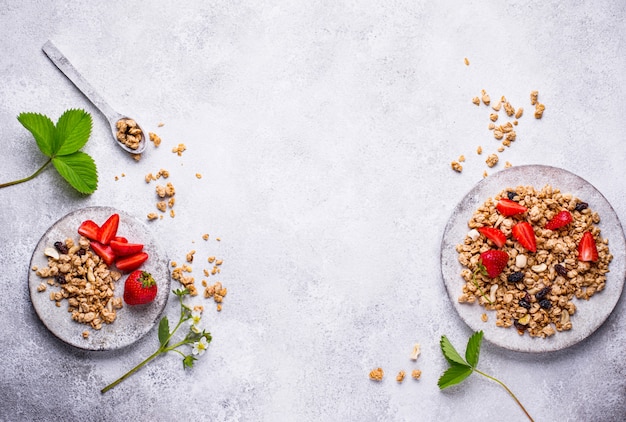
{"left": 52, "top": 152, "right": 98, "bottom": 194}
{"left": 182, "top": 355, "right": 196, "bottom": 369}
{"left": 465, "top": 331, "right": 484, "bottom": 368}
{"left": 17, "top": 112, "right": 56, "bottom": 157}
{"left": 440, "top": 335, "right": 470, "bottom": 367}
{"left": 437, "top": 364, "right": 473, "bottom": 389}
{"left": 158, "top": 316, "right": 170, "bottom": 346}
{"left": 55, "top": 109, "right": 92, "bottom": 155}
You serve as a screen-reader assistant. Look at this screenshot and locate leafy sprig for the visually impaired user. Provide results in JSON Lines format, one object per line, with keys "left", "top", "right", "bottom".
{"left": 0, "top": 109, "right": 98, "bottom": 194}
{"left": 438, "top": 331, "right": 534, "bottom": 421}
{"left": 101, "top": 288, "right": 212, "bottom": 394}
{"left": 472, "top": 263, "right": 493, "bottom": 305}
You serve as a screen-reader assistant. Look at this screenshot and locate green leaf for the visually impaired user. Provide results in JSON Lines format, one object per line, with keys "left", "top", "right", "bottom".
{"left": 158, "top": 316, "right": 170, "bottom": 346}
{"left": 465, "top": 331, "right": 484, "bottom": 368}
{"left": 438, "top": 364, "right": 473, "bottom": 389}
{"left": 17, "top": 112, "right": 56, "bottom": 157}
{"left": 52, "top": 152, "right": 98, "bottom": 194}
{"left": 440, "top": 335, "right": 470, "bottom": 367}
{"left": 55, "top": 109, "right": 92, "bottom": 155}
{"left": 182, "top": 355, "right": 196, "bottom": 369}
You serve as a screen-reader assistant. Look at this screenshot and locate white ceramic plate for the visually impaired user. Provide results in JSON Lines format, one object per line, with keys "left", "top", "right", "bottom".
{"left": 29, "top": 206, "right": 170, "bottom": 351}
{"left": 441, "top": 165, "right": 626, "bottom": 352}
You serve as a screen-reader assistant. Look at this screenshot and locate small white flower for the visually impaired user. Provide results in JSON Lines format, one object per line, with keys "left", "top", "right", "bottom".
{"left": 192, "top": 336, "right": 209, "bottom": 356}
{"left": 190, "top": 310, "right": 202, "bottom": 326}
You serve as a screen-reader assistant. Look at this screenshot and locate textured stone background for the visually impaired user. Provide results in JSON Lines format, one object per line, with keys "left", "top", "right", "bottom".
{"left": 1, "top": 1, "right": 625, "bottom": 421}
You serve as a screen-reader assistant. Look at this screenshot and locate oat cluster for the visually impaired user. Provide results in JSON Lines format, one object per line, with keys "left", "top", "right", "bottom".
{"left": 145, "top": 174, "right": 176, "bottom": 220}
{"left": 451, "top": 89, "right": 546, "bottom": 175}
{"left": 116, "top": 118, "right": 143, "bottom": 150}
{"left": 456, "top": 185, "right": 612, "bottom": 338}
{"left": 148, "top": 132, "right": 162, "bottom": 147}
{"left": 33, "top": 237, "right": 123, "bottom": 333}
{"left": 170, "top": 246, "right": 227, "bottom": 311}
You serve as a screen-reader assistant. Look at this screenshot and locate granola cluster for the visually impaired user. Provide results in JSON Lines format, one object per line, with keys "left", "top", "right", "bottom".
{"left": 116, "top": 118, "right": 143, "bottom": 150}
{"left": 33, "top": 237, "right": 123, "bottom": 331}
{"left": 456, "top": 185, "right": 612, "bottom": 338}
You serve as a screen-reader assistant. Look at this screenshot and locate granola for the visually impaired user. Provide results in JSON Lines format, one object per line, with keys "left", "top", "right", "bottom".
{"left": 456, "top": 185, "right": 612, "bottom": 338}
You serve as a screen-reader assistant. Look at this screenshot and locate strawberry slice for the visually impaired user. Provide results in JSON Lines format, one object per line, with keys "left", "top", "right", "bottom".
{"left": 113, "top": 236, "right": 128, "bottom": 243}
{"left": 496, "top": 199, "right": 528, "bottom": 217}
{"left": 98, "top": 213, "right": 120, "bottom": 245}
{"left": 545, "top": 210, "right": 573, "bottom": 230}
{"left": 511, "top": 222, "right": 537, "bottom": 252}
{"left": 110, "top": 240, "right": 144, "bottom": 257}
{"left": 578, "top": 231, "right": 599, "bottom": 262}
{"left": 477, "top": 227, "right": 507, "bottom": 248}
{"left": 90, "top": 241, "right": 116, "bottom": 266}
{"left": 115, "top": 252, "right": 149, "bottom": 272}
{"left": 78, "top": 220, "right": 100, "bottom": 241}
{"left": 479, "top": 250, "right": 509, "bottom": 278}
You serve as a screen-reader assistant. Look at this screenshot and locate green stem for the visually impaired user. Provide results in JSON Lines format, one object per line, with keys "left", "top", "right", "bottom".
{"left": 474, "top": 368, "right": 534, "bottom": 422}
{"left": 0, "top": 158, "right": 51, "bottom": 189}
{"left": 472, "top": 269, "right": 493, "bottom": 305}
{"left": 101, "top": 347, "right": 163, "bottom": 394}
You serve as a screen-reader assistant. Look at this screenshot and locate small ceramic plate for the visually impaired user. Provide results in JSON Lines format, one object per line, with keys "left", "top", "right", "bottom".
{"left": 29, "top": 206, "right": 170, "bottom": 351}
{"left": 441, "top": 165, "right": 626, "bottom": 352}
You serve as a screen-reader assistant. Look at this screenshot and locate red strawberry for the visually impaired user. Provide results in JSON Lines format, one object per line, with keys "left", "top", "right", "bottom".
{"left": 78, "top": 220, "right": 100, "bottom": 241}
{"left": 479, "top": 250, "right": 509, "bottom": 278}
{"left": 578, "top": 231, "right": 598, "bottom": 262}
{"left": 110, "top": 240, "right": 144, "bottom": 257}
{"left": 123, "top": 270, "right": 157, "bottom": 305}
{"left": 478, "top": 227, "right": 507, "bottom": 248}
{"left": 511, "top": 222, "right": 537, "bottom": 252}
{"left": 98, "top": 213, "right": 119, "bottom": 245}
{"left": 115, "top": 252, "right": 149, "bottom": 272}
{"left": 496, "top": 199, "right": 528, "bottom": 217}
{"left": 90, "top": 241, "right": 116, "bottom": 266}
{"left": 112, "top": 236, "right": 128, "bottom": 243}
{"left": 545, "top": 210, "right": 573, "bottom": 230}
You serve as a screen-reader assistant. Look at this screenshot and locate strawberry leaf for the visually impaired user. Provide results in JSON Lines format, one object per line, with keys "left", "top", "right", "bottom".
{"left": 440, "top": 335, "right": 470, "bottom": 367}
{"left": 52, "top": 152, "right": 98, "bottom": 194}
{"left": 55, "top": 109, "right": 92, "bottom": 155}
{"left": 158, "top": 316, "right": 170, "bottom": 346}
{"left": 437, "top": 364, "right": 473, "bottom": 389}
{"left": 17, "top": 112, "right": 56, "bottom": 157}
{"left": 182, "top": 355, "right": 196, "bottom": 369}
{"left": 465, "top": 330, "right": 483, "bottom": 368}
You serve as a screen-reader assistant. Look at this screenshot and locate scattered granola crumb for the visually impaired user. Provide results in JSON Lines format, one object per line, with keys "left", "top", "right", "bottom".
{"left": 483, "top": 170, "right": 488, "bottom": 178}
{"left": 369, "top": 368, "right": 384, "bottom": 381}
{"left": 186, "top": 250, "right": 196, "bottom": 263}
{"left": 472, "top": 97, "right": 480, "bottom": 106}
{"left": 132, "top": 154, "right": 141, "bottom": 161}
{"left": 488, "top": 122, "right": 496, "bottom": 130}
{"left": 464, "top": 57, "right": 470, "bottom": 66}
{"left": 481, "top": 89, "right": 490, "bottom": 106}
{"left": 170, "top": 210, "right": 176, "bottom": 218}
{"left": 202, "top": 234, "right": 209, "bottom": 241}
{"left": 114, "top": 176, "right": 119, "bottom": 181}
{"left": 411, "top": 370, "right": 422, "bottom": 380}
{"left": 451, "top": 161, "right": 463, "bottom": 173}
{"left": 172, "top": 143, "right": 187, "bottom": 156}
{"left": 477, "top": 146, "right": 483, "bottom": 155}
{"left": 82, "top": 331, "right": 90, "bottom": 339}
{"left": 216, "top": 238, "right": 221, "bottom": 242}
{"left": 515, "top": 107, "right": 524, "bottom": 119}
{"left": 497, "top": 146, "right": 505, "bottom": 153}
{"left": 458, "top": 155, "right": 465, "bottom": 163}
{"left": 486, "top": 154, "right": 499, "bottom": 168}
{"left": 530, "top": 90, "right": 538, "bottom": 105}
{"left": 195, "top": 173, "right": 202, "bottom": 179}
{"left": 410, "top": 343, "right": 421, "bottom": 361}
{"left": 535, "top": 103, "right": 545, "bottom": 119}
{"left": 396, "top": 371, "right": 406, "bottom": 383}
{"left": 149, "top": 132, "right": 162, "bottom": 147}
{"left": 147, "top": 212, "right": 158, "bottom": 221}
{"left": 503, "top": 102, "right": 515, "bottom": 117}
{"left": 489, "top": 113, "right": 498, "bottom": 122}
{"left": 505, "top": 161, "right": 512, "bottom": 168}
{"left": 481, "top": 313, "right": 488, "bottom": 322}
{"left": 157, "top": 122, "right": 164, "bottom": 127}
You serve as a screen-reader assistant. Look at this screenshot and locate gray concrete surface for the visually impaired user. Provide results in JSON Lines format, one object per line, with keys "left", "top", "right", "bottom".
{"left": 1, "top": 1, "right": 625, "bottom": 421}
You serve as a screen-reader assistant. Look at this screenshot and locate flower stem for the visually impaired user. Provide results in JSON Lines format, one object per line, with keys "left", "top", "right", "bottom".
{"left": 0, "top": 158, "right": 51, "bottom": 189}
{"left": 101, "top": 348, "right": 163, "bottom": 394}
{"left": 474, "top": 368, "right": 534, "bottom": 422}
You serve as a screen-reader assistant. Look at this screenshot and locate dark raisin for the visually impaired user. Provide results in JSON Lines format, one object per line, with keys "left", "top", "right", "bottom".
{"left": 554, "top": 264, "right": 568, "bottom": 277}
{"left": 539, "top": 299, "right": 552, "bottom": 309}
{"left": 519, "top": 294, "right": 531, "bottom": 309}
{"left": 536, "top": 286, "right": 552, "bottom": 300}
{"left": 77, "top": 248, "right": 86, "bottom": 256}
{"left": 54, "top": 241, "right": 69, "bottom": 254}
{"left": 55, "top": 274, "right": 67, "bottom": 284}
{"left": 513, "top": 320, "right": 527, "bottom": 332}
{"left": 507, "top": 271, "right": 524, "bottom": 284}
{"left": 574, "top": 202, "right": 588, "bottom": 212}
{"left": 507, "top": 191, "right": 518, "bottom": 201}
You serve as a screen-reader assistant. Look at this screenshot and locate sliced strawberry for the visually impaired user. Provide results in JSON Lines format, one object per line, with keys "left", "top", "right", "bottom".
{"left": 477, "top": 227, "right": 507, "bottom": 248}
{"left": 112, "top": 236, "right": 128, "bottom": 243}
{"left": 98, "top": 213, "right": 119, "bottom": 245}
{"left": 115, "top": 252, "right": 149, "bottom": 272}
{"left": 511, "top": 222, "right": 537, "bottom": 252}
{"left": 479, "top": 250, "right": 509, "bottom": 278}
{"left": 90, "top": 241, "right": 116, "bottom": 266}
{"left": 578, "top": 231, "right": 598, "bottom": 262}
{"left": 110, "top": 240, "right": 144, "bottom": 257}
{"left": 545, "top": 210, "right": 573, "bottom": 230}
{"left": 496, "top": 199, "right": 528, "bottom": 217}
{"left": 78, "top": 220, "right": 100, "bottom": 241}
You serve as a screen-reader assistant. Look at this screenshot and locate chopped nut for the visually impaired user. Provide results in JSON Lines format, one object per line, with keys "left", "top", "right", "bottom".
{"left": 409, "top": 343, "right": 421, "bottom": 361}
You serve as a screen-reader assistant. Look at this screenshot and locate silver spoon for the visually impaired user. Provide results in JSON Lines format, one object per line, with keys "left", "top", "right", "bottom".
{"left": 42, "top": 40, "right": 147, "bottom": 154}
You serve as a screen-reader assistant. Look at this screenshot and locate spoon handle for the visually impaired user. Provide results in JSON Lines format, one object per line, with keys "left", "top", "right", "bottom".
{"left": 42, "top": 41, "right": 120, "bottom": 123}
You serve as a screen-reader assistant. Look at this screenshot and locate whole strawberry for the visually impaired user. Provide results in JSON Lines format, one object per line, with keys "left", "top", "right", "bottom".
{"left": 479, "top": 250, "right": 509, "bottom": 278}
{"left": 123, "top": 270, "right": 157, "bottom": 305}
